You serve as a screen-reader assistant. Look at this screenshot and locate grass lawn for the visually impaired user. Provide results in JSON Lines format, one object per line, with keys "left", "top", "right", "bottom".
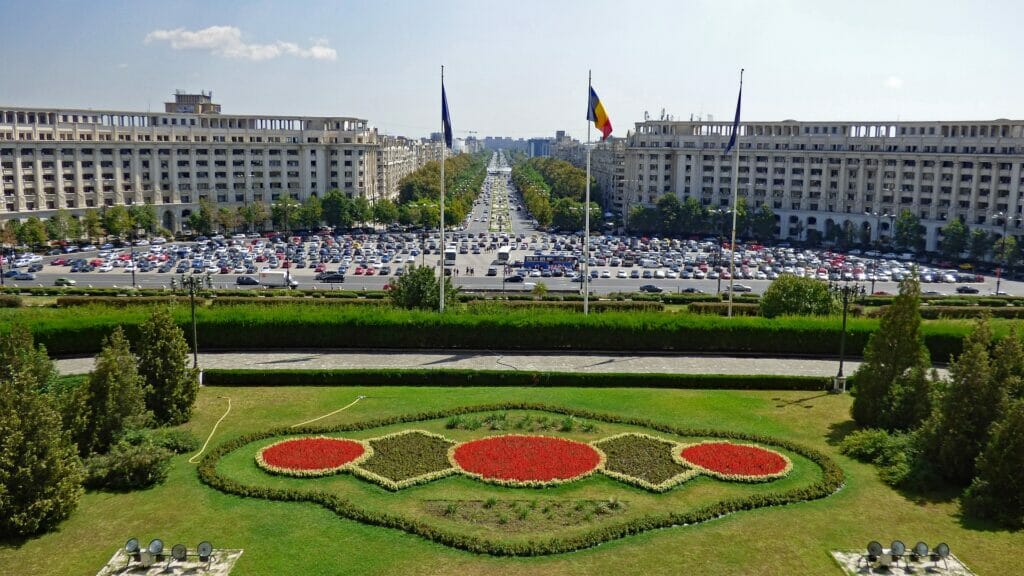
{"left": 1, "top": 385, "right": 1020, "bottom": 575}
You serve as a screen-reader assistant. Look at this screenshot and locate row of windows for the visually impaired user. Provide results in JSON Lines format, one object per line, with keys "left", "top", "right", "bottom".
{"left": 1, "top": 147, "right": 365, "bottom": 157}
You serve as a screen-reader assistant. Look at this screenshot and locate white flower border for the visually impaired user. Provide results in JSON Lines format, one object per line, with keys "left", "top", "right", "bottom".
{"left": 349, "top": 430, "right": 459, "bottom": 491}
{"left": 447, "top": 433, "right": 608, "bottom": 488}
{"left": 673, "top": 440, "right": 793, "bottom": 483}
{"left": 591, "top": 432, "right": 700, "bottom": 492}
{"left": 255, "top": 436, "right": 374, "bottom": 478}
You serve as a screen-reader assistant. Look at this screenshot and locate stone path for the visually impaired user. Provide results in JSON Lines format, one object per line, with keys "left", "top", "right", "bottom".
{"left": 57, "top": 350, "right": 863, "bottom": 377}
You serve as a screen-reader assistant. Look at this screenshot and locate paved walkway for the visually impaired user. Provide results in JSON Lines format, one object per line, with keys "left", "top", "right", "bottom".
{"left": 56, "top": 350, "right": 862, "bottom": 377}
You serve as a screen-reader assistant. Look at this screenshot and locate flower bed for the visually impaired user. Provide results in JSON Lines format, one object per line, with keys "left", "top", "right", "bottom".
{"left": 449, "top": 434, "right": 605, "bottom": 487}
{"left": 256, "top": 436, "right": 371, "bottom": 477}
{"left": 593, "top": 433, "right": 698, "bottom": 492}
{"left": 675, "top": 441, "right": 792, "bottom": 481}
{"left": 352, "top": 430, "right": 457, "bottom": 490}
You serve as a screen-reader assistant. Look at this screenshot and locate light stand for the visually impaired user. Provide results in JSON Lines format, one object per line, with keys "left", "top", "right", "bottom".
{"left": 829, "top": 280, "right": 865, "bottom": 393}
{"left": 180, "top": 274, "right": 203, "bottom": 369}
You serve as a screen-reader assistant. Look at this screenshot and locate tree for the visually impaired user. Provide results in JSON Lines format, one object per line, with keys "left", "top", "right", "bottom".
{"left": 926, "top": 317, "right": 1008, "bottom": 485}
{"left": 16, "top": 216, "right": 47, "bottom": 247}
{"left": 387, "top": 264, "right": 457, "bottom": 310}
{"left": 351, "top": 196, "right": 371, "bottom": 225}
{"left": 129, "top": 204, "right": 157, "bottom": 236}
{"left": 0, "top": 323, "right": 56, "bottom": 391}
{"left": 993, "top": 235, "right": 1020, "bottom": 274}
{"left": 239, "top": 201, "right": 269, "bottom": 233}
{"left": 68, "top": 327, "right": 149, "bottom": 456}
{"left": 102, "top": 205, "right": 132, "bottom": 239}
{"left": 751, "top": 204, "right": 776, "bottom": 243}
{"left": 373, "top": 198, "right": 399, "bottom": 226}
{"left": 655, "top": 195, "right": 683, "bottom": 236}
{"left": 45, "top": 209, "right": 72, "bottom": 242}
{"left": 893, "top": 209, "right": 924, "bottom": 252}
{"left": 322, "top": 189, "right": 354, "bottom": 229}
{"left": 82, "top": 208, "right": 104, "bottom": 242}
{"left": 298, "top": 196, "right": 323, "bottom": 230}
{"left": 271, "top": 197, "right": 301, "bottom": 232}
{"left": 962, "top": 399, "right": 1024, "bottom": 527}
{"left": 759, "top": 274, "right": 835, "bottom": 318}
{"left": 680, "top": 197, "right": 707, "bottom": 236}
{"left": 992, "top": 326, "right": 1024, "bottom": 401}
{"left": 969, "top": 228, "right": 992, "bottom": 265}
{"left": 188, "top": 198, "right": 215, "bottom": 236}
{"left": 939, "top": 219, "right": 969, "bottom": 261}
{"left": 215, "top": 206, "right": 240, "bottom": 233}
{"left": 136, "top": 308, "right": 199, "bottom": 425}
{"left": 627, "top": 206, "right": 659, "bottom": 235}
{"left": 0, "top": 372, "right": 84, "bottom": 537}
{"left": 850, "top": 275, "right": 933, "bottom": 431}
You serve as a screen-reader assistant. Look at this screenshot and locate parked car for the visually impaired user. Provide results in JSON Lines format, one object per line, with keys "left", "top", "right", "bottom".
{"left": 316, "top": 272, "right": 346, "bottom": 283}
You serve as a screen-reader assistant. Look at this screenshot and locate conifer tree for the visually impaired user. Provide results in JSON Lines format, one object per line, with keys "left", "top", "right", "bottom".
{"left": 0, "top": 323, "right": 56, "bottom": 391}
{"left": 850, "top": 275, "right": 933, "bottom": 430}
{"left": 992, "top": 326, "right": 1024, "bottom": 401}
{"left": 0, "top": 329, "right": 83, "bottom": 537}
{"left": 136, "top": 308, "right": 199, "bottom": 425}
{"left": 962, "top": 400, "right": 1024, "bottom": 527}
{"left": 70, "top": 327, "right": 149, "bottom": 456}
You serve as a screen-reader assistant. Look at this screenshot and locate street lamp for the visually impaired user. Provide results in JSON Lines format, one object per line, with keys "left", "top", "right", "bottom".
{"left": 995, "top": 212, "right": 1022, "bottom": 296}
{"left": 179, "top": 273, "right": 203, "bottom": 369}
{"left": 829, "top": 280, "right": 865, "bottom": 392}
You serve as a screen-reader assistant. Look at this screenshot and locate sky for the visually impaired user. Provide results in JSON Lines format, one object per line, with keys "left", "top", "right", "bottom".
{"left": 1, "top": 0, "right": 1022, "bottom": 141}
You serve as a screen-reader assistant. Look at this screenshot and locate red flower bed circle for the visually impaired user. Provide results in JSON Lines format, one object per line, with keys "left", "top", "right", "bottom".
{"left": 451, "top": 435, "right": 603, "bottom": 484}
{"left": 260, "top": 437, "right": 366, "bottom": 474}
{"left": 677, "top": 442, "right": 789, "bottom": 478}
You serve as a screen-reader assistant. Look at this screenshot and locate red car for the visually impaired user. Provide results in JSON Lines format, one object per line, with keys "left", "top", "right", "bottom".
{"left": 354, "top": 267, "right": 365, "bottom": 275}
{"left": 52, "top": 258, "right": 67, "bottom": 266}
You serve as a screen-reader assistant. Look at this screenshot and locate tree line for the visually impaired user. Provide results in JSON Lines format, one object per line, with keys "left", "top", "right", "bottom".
{"left": 510, "top": 157, "right": 601, "bottom": 230}
{"left": 627, "top": 195, "right": 777, "bottom": 242}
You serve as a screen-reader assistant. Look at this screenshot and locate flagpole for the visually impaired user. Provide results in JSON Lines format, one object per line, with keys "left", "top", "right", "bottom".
{"left": 439, "top": 65, "right": 446, "bottom": 313}
{"left": 584, "top": 70, "right": 592, "bottom": 315}
{"left": 727, "top": 68, "right": 744, "bottom": 318}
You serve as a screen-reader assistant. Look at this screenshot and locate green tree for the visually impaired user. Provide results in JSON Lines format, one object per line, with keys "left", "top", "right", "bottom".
{"left": 45, "top": 209, "right": 72, "bottom": 241}
{"left": 627, "top": 206, "right": 659, "bottom": 235}
{"left": 850, "top": 275, "right": 933, "bottom": 431}
{"left": 680, "top": 197, "right": 707, "bottom": 235}
{"left": 992, "top": 326, "right": 1024, "bottom": 401}
{"left": 993, "top": 235, "right": 1020, "bottom": 274}
{"left": 927, "top": 317, "right": 1008, "bottom": 485}
{"left": 0, "top": 323, "right": 56, "bottom": 391}
{"left": 969, "top": 228, "right": 992, "bottom": 265}
{"left": 271, "top": 197, "right": 301, "bottom": 232}
{"left": 136, "top": 308, "right": 199, "bottom": 425}
{"left": 939, "top": 219, "right": 969, "bottom": 261}
{"left": 352, "top": 196, "right": 371, "bottom": 225}
{"left": 66, "top": 216, "right": 82, "bottom": 242}
{"left": 239, "top": 201, "right": 269, "bottom": 233}
{"left": 82, "top": 208, "right": 104, "bottom": 242}
{"left": 893, "top": 209, "right": 924, "bottom": 252}
{"left": 373, "top": 198, "right": 400, "bottom": 225}
{"left": 188, "top": 198, "right": 215, "bottom": 236}
{"left": 751, "top": 203, "right": 776, "bottom": 243}
{"left": 387, "top": 264, "right": 457, "bottom": 310}
{"left": 215, "top": 207, "right": 239, "bottom": 233}
{"left": 655, "top": 194, "right": 683, "bottom": 236}
{"left": 759, "top": 274, "right": 835, "bottom": 318}
{"left": 16, "top": 216, "right": 47, "bottom": 246}
{"left": 0, "top": 371, "right": 84, "bottom": 537}
{"left": 298, "top": 196, "right": 323, "bottom": 230}
{"left": 69, "top": 327, "right": 149, "bottom": 456}
{"left": 962, "top": 399, "right": 1024, "bottom": 527}
{"left": 322, "top": 189, "right": 354, "bottom": 229}
{"left": 102, "top": 205, "right": 132, "bottom": 239}
{"left": 129, "top": 204, "right": 157, "bottom": 236}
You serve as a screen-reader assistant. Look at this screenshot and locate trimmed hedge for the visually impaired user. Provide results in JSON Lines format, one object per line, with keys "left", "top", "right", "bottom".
{"left": 2, "top": 304, "right": 972, "bottom": 359}
{"left": 201, "top": 368, "right": 831, "bottom": 391}
{"left": 688, "top": 302, "right": 761, "bottom": 316}
{"left": 198, "top": 402, "right": 845, "bottom": 556}
{"left": 208, "top": 296, "right": 383, "bottom": 307}
{"left": 466, "top": 300, "right": 664, "bottom": 313}
{"left": 0, "top": 294, "right": 22, "bottom": 308}
{"left": 55, "top": 295, "right": 200, "bottom": 307}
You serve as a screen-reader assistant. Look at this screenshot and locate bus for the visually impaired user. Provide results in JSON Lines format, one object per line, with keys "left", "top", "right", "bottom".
{"left": 496, "top": 245, "right": 512, "bottom": 263}
{"left": 444, "top": 245, "right": 458, "bottom": 265}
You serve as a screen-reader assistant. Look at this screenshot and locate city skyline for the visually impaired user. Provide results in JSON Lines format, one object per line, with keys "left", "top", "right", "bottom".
{"left": 1, "top": 0, "right": 1023, "bottom": 141}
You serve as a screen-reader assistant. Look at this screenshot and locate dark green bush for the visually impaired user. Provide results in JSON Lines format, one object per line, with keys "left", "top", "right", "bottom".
{"left": 146, "top": 429, "right": 201, "bottom": 454}
{"left": 0, "top": 294, "right": 21, "bottom": 308}
{"left": 660, "top": 293, "right": 719, "bottom": 304}
{"left": 83, "top": 441, "right": 172, "bottom": 491}
{"left": 56, "top": 295, "right": 199, "bottom": 308}
{"left": 202, "top": 368, "right": 830, "bottom": 390}
{"left": 688, "top": 302, "right": 760, "bottom": 316}
{"left": 466, "top": 300, "right": 664, "bottom": 313}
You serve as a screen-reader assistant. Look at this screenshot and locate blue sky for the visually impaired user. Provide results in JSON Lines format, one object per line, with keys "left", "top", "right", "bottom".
{"left": 1, "top": 0, "right": 1022, "bottom": 140}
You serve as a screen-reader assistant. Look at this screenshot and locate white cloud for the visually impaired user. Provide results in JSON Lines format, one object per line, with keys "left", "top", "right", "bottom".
{"left": 144, "top": 26, "right": 336, "bottom": 61}
{"left": 884, "top": 76, "right": 904, "bottom": 89}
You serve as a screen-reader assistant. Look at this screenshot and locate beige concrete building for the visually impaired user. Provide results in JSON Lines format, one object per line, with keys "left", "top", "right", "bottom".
{"left": 626, "top": 119, "right": 1024, "bottom": 250}
{"left": 0, "top": 92, "right": 385, "bottom": 232}
{"left": 376, "top": 135, "right": 437, "bottom": 201}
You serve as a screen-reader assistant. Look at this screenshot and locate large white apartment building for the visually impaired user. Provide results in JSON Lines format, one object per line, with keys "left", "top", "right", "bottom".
{"left": 0, "top": 92, "right": 432, "bottom": 232}
{"left": 625, "top": 119, "right": 1024, "bottom": 251}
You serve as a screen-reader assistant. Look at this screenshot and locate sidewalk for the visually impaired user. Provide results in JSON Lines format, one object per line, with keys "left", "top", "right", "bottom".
{"left": 56, "top": 350, "right": 861, "bottom": 377}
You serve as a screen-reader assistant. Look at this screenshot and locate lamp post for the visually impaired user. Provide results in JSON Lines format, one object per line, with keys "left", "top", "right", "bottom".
{"left": 829, "top": 280, "right": 865, "bottom": 392}
{"left": 179, "top": 273, "right": 203, "bottom": 369}
{"left": 995, "top": 212, "right": 1021, "bottom": 296}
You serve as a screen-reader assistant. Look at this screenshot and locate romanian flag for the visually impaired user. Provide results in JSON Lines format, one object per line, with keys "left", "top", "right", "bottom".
{"left": 587, "top": 86, "right": 612, "bottom": 141}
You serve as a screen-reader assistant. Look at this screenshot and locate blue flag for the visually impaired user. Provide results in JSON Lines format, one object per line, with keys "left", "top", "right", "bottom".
{"left": 442, "top": 81, "right": 453, "bottom": 149}
{"left": 724, "top": 71, "right": 743, "bottom": 156}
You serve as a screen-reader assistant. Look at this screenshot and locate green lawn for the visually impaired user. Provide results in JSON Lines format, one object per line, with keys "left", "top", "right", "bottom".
{"left": 1, "top": 386, "right": 1020, "bottom": 575}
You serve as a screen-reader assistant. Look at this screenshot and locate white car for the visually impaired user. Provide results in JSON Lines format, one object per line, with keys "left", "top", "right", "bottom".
{"left": 98, "top": 263, "right": 113, "bottom": 273}
{"left": 616, "top": 270, "right": 627, "bottom": 278}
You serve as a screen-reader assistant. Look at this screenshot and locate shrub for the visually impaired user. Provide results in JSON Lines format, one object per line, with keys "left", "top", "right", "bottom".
{"left": 962, "top": 399, "right": 1024, "bottom": 528}
{"left": 688, "top": 302, "right": 760, "bottom": 316}
{"left": 136, "top": 308, "right": 200, "bottom": 425}
{"left": 0, "top": 294, "right": 21, "bottom": 308}
{"left": 121, "top": 428, "right": 200, "bottom": 454}
{"left": 760, "top": 274, "right": 835, "bottom": 318}
{"left": 83, "top": 440, "right": 172, "bottom": 491}
{"left": 388, "top": 264, "right": 458, "bottom": 310}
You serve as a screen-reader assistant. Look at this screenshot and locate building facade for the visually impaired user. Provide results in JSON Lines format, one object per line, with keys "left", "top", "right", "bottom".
{"left": 0, "top": 93, "right": 383, "bottom": 232}
{"left": 376, "top": 135, "right": 437, "bottom": 201}
{"left": 626, "top": 119, "right": 1024, "bottom": 250}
